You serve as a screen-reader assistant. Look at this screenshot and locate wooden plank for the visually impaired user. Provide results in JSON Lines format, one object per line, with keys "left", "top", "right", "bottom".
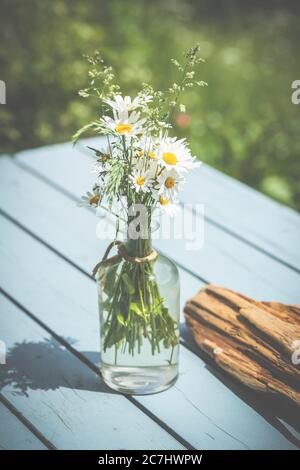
{"left": 0, "top": 293, "right": 184, "bottom": 450}
{"left": 181, "top": 164, "right": 300, "bottom": 272}
{"left": 0, "top": 208, "right": 296, "bottom": 449}
{"left": 13, "top": 149, "right": 300, "bottom": 303}
{"left": 0, "top": 402, "right": 47, "bottom": 450}
{"left": 0, "top": 157, "right": 201, "bottom": 321}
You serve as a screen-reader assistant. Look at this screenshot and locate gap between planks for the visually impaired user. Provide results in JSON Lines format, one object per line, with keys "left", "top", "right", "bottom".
{"left": 1, "top": 156, "right": 299, "bottom": 447}
{"left": 13, "top": 156, "right": 300, "bottom": 304}
{"left": 77, "top": 140, "right": 300, "bottom": 274}
{"left": 3, "top": 157, "right": 300, "bottom": 413}
{"left": 189, "top": 209, "right": 300, "bottom": 275}
{"left": 0, "top": 291, "right": 187, "bottom": 450}
{"left": 0, "top": 288, "right": 193, "bottom": 451}
{"left": 0, "top": 209, "right": 298, "bottom": 448}
{"left": 0, "top": 393, "right": 56, "bottom": 449}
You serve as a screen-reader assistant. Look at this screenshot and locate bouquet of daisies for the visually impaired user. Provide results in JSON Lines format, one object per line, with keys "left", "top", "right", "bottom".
{"left": 74, "top": 46, "right": 206, "bottom": 363}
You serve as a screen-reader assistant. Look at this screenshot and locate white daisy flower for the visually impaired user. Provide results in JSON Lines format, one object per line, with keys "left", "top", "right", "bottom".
{"left": 90, "top": 145, "right": 112, "bottom": 172}
{"left": 101, "top": 110, "right": 145, "bottom": 137}
{"left": 79, "top": 187, "right": 102, "bottom": 208}
{"left": 158, "top": 195, "right": 180, "bottom": 217}
{"left": 104, "top": 94, "right": 151, "bottom": 114}
{"left": 157, "top": 168, "right": 185, "bottom": 199}
{"left": 129, "top": 166, "right": 153, "bottom": 193}
{"left": 157, "top": 136, "right": 201, "bottom": 172}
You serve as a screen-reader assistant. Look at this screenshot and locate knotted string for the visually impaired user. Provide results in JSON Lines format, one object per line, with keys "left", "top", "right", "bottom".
{"left": 92, "top": 241, "right": 158, "bottom": 278}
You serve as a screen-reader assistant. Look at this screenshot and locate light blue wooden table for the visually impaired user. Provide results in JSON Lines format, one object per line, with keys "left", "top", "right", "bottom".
{"left": 0, "top": 138, "right": 299, "bottom": 450}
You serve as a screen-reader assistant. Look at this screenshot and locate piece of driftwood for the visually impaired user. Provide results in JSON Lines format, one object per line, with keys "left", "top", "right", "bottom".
{"left": 184, "top": 285, "right": 300, "bottom": 407}
{"left": 185, "top": 289, "right": 300, "bottom": 384}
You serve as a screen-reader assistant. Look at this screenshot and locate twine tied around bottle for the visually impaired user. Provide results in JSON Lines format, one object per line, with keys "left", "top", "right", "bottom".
{"left": 92, "top": 240, "right": 158, "bottom": 278}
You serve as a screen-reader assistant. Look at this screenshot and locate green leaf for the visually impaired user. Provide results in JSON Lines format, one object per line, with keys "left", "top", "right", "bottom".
{"left": 116, "top": 312, "right": 127, "bottom": 326}
{"left": 151, "top": 298, "right": 165, "bottom": 316}
{"left": 104, "top": 324, "right": 126, "bottom": 349}
{"left": 129, "top": 302, "right": 143, "bottom": 317}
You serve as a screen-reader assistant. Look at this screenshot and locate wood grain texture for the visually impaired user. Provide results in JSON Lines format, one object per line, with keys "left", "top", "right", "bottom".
{"left": 206, "top": 285, "right": 300, "bottom": 358}
{"left": 0, "top": 161, "right": 298, "bottom": 449}
{"left": 184, "top": 286, "right": 300, "bottom": 407}
{"left": 239, "top": 307, "right": 299, "bottom": 357}
{"left": 185, "top": 289, "right": 300, "bottom": 384}
{"left": 185, "top": 316, "right": 300, "bottom": 401}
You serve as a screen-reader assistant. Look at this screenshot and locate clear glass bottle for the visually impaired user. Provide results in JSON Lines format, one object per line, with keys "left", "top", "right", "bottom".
{"left": 97, "top": 234, "right": 180, "bottom": 395}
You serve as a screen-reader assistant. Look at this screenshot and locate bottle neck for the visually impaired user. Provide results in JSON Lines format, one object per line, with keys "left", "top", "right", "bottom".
{"left": 124, "top": 208, "right": 153, "bottom": 257}
{"left": 125, "top": 215, "right": 152, "bottom": 257}
{"left": 125, "top": 235, "right": 152, "bottom": 258}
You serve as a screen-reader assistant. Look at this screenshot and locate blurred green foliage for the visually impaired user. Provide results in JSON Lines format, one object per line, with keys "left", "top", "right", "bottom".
{"left": 1, "top": 0, "right": 299, "bottom": 210}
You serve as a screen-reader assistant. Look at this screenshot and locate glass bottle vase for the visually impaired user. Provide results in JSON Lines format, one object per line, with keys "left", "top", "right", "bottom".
{"left": 97, "top": 236, "right": 180, "bottom": 395}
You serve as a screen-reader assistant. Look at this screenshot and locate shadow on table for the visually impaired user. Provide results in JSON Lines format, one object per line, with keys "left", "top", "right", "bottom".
{"left": 0, "top": 338, "right": 116, "bottom": 396}
{"left": 181, "top": 323, "right": 300, "bottom": 448}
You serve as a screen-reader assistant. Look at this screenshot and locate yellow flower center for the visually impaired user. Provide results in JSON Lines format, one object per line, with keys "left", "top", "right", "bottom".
{"left": 136, "top": 176, "right": 145, "bottom": 186}
{"left": 159, "top": 196, "right": 169, "bottom": 206}
{"left": 162, "top": 152, "right": 177, "bottom": 165}
{"left": 148, "top": 151, "right": 157, "bottom": 160}
{"left": 165, "top": 176, "right": 175, "bottom": 189}
{"left": 115, "top": 123, "right": 133, "bottom": 134}
{"left": 89, "top": 194, "right": 100, "bottom": 205}
{"left": 137, "top": 150, "right": 144, "bottom": 158}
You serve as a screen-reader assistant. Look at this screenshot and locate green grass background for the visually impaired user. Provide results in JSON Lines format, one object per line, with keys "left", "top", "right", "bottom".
{"left": 1, "top": 0, "right": 299, "bottom": 210}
